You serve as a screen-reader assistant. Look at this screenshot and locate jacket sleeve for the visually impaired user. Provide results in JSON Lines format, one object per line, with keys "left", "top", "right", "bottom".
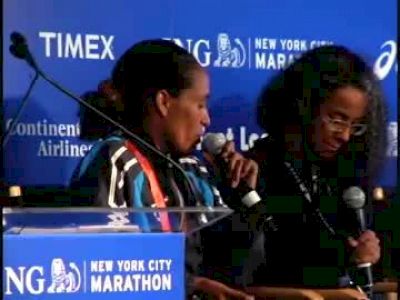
{"left": 179, "top": 156, "right": 228, "bottom": 208}
{"left": 69, "top": 139, "right": 131, "bottom": 208}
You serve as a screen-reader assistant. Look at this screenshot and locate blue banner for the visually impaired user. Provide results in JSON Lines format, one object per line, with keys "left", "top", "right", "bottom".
{"left": 3, "top": 232, "right": 185, "bottom": 299}
{"left": 3, "top": 0, "right": 397, "bottom": 187}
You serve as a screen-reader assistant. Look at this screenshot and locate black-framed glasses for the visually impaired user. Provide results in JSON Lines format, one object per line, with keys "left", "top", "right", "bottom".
{"left": 322, "top": 116, "right": 367, "bottom": 136}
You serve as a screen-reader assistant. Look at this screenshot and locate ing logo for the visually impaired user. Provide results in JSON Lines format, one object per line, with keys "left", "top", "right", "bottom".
{"left": 4, "top": 258, "right": 81, "bottom": 296}
{"left": 213, "top": 33, "right": 246, "bottom": 68}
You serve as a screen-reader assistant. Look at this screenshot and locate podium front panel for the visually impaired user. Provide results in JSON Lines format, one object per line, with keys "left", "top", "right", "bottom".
{"left": 3, "top": 232, "right": 185, "bottom": 299}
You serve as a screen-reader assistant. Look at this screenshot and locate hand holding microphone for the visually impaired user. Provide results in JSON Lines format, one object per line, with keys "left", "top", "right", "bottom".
{"left": 348, "top": 231, "right": 380, "bottom": 266}
{"left": 202, "top": 132, "right": 258, "bottom": 190}
{"left": 343, "top": 187, "right": 380, "bottom": 266}
{"left": 201, "top": 133, "right": 277, "bottom": 231}
{"left": 342, "top": 187, "right": 381, "bottom": 296}
{"left": 202, "top": 133, "right": 260, "bottom": 205}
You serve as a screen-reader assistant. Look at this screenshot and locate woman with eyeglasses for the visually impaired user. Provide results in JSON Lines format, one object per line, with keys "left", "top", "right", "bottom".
{"left": 242, "top": 45, "right": 387, "bottom": 292}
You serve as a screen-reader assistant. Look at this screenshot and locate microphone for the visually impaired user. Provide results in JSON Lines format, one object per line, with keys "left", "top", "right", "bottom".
{"left": 343, "top": 186, "right": 368, "bottom": 233}
{"left": 9, "top": 32, "right": 38, "bottom": 69}
{"left": 202, "top": 133, "right": 261, "bottom": 206}
{"left": 8, "top": 31, "right": 201, "bottom": 210}
{"left": 342, "top": 186, "right": 373, "bottom": 296}
{"left": 201, "top": 133, "right": 276, "bottom": 231}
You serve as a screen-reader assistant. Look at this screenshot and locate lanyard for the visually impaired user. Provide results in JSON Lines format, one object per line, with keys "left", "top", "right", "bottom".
{"left": 125, "top": 140, "right": 172, "bottom": 232}
{"left": 284, "top": 161, "right": 336, "bottom": 237}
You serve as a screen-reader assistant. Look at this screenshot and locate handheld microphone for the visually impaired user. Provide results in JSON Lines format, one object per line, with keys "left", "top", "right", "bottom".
{"left": 201, "top": 133, "right": 276, "bottom": 231}
{"left": 342, "top": 186, "right": 373, "bottom": 295}
{"left": 343, "top": 186, "right": 367, "bottom": 233}
{"left": 8, "top": 31, "right": 201, "bottom": 209}
{"left": 202, "top": 133, "right": 261, "bottom": 206}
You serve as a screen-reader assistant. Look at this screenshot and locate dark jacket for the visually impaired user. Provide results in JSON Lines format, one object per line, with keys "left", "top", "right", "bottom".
{"left": 243, "top": 137, "right": 369, "bottom": 287}
{"left": 201, "top": 137, "right": 370, "bottom": 288}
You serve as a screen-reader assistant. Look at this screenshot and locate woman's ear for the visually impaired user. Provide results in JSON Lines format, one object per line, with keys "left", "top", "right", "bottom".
{"left": 154, "top": 90, "right": 172, "bottom": 117}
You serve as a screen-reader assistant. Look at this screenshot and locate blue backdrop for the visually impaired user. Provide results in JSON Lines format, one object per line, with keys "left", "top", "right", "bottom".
{"left": 3, "top": 0, "right": 397, "bottom": 188}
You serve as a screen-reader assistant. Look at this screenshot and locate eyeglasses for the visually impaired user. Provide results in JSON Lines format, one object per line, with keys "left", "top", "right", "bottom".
{"left": 322, "top": 116, "right": 367, "bottom": 136}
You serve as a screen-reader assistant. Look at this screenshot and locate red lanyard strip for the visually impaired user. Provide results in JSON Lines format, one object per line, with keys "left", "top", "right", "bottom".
{"left": 125, "top": 141, "right": 172, "bottom": 232}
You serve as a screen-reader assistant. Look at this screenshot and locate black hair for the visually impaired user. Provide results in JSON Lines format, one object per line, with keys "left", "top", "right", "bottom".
{"left": 78, "top": 39, "right": 200, "bottom": 139}
{"left": 257, "top": 45, "right": 387, "bottom": 185}
{"left": 78, "top": 79, "right": 124, "bottom": 140}
{"left": 111, "top": 39, "right": 201, "bottom": 128}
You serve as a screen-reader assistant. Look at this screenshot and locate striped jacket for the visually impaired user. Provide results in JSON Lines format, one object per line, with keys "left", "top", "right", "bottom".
{"left": 70, "top": 135, "right": 226, "bottom": 215}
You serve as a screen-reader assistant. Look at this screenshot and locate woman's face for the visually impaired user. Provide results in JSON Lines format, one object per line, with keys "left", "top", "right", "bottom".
{"left": 163, "top": 68, "right": 211, "bottom": 155}
{"left": 310, "top": 86, "right": 368, "bottom": 160}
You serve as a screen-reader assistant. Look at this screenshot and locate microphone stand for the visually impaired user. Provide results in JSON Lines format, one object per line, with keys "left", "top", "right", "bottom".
{"left": 2, "top": 72, "right": 39, "bottom": 148}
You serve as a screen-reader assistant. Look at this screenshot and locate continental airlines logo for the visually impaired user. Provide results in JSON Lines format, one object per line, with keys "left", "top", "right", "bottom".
{"left": 5, "top": 118, "right": 93, "bottom": 158}
{"left": 164, "top": 32, "right": 334, "bottom": 70}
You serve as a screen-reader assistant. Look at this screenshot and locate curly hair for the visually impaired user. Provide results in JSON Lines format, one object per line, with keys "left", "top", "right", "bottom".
{"left": 256, "top": 45, "right": 387, "bottom": 186}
